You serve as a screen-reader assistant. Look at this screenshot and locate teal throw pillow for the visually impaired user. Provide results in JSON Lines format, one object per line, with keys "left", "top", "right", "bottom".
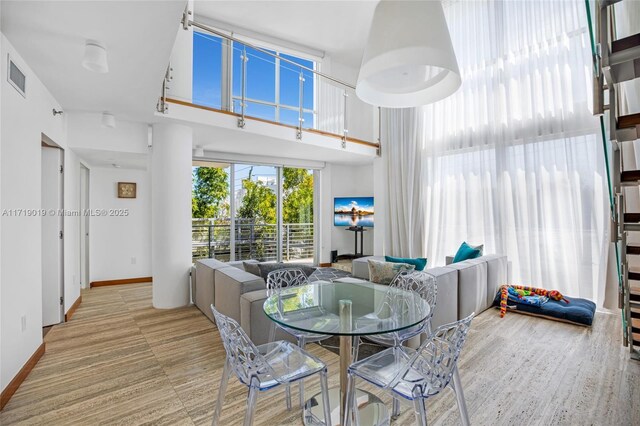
{"left": 384, "top": 256, "right": 427, "bottom": 271}
{"left": 452, "top": 242, "right": 482, "bottom": 263}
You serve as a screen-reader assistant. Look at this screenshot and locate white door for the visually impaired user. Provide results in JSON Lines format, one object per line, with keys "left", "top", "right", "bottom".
{"left": 42, "top": 146, "right": 64, "bottom": 326}
{"left": 80, "top": 165, "right": 90, "bottom": 288}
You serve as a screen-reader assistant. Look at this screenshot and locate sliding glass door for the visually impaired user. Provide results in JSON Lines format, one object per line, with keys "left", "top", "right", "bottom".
{"left": 234, "top": 164, "right": 278, "bottom": 261}
{"left": 282, "top": 168, "right": 314, "bottom": 262}
{"left": 192, "top": 162, "right": 231, "bottom": 261}
{"left": 192, "top": 162, "right": 314, "bottom": 263}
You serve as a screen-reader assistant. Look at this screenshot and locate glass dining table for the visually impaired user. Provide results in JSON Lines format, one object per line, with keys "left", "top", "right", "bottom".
{"left": 263, "top": 278, "right": 431, "bottom": 426}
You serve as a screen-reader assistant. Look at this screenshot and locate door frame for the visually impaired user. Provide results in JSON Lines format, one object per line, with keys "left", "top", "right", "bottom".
{"left": 79, "top": 163, "right": 90, "bottom": 289}
{"left": 41, "top": 135, "right": 64, "bottom": 325}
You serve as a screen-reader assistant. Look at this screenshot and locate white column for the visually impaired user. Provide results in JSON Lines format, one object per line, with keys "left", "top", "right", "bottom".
{"left": 151, "top": 123, "right": 192, "bottom": 308}
{"left": 317, "top": 164, "right": 333, "bottom": 264}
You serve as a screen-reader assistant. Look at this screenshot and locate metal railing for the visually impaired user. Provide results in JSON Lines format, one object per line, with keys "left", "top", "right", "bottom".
{"left": 159, "top": 8, "right": 381, "bottom": 150}
{"left": 192, "top": 220, "right": 314, "bottom": 262}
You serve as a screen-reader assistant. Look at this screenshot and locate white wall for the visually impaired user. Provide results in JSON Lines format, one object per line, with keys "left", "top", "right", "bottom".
{"left": 321, "top": 57, "right": 377, "bottom": 143}
{"left": 322, "top": 164, "right": 378, "bottom": 255}
{"left": 0, "top": 34, "right": 79, "bottom": 391}
{"left": 89, "top": 167, "right": 151, "bottom": 282}
{"left": 66, "top": 111, "right": 153, "bottom": 283}
{"left": 67, "top": 112, "right": 149, "bottom": 154}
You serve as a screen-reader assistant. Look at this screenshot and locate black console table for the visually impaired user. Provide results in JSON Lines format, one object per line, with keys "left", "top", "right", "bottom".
{"left": 336, "top": 226, "right": 367, "bottom": 260}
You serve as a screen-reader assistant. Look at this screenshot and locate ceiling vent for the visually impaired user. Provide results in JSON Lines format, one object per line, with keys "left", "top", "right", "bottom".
{"left": 7, "top": 55, "right": 26, "bottom": 97}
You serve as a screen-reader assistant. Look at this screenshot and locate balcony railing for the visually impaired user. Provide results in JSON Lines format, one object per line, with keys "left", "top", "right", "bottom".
{"left": 160, "top": 12, "right": 381, "bottom": 151}
{"left": 192, "top": 219, "right": 314, "bottom": 263}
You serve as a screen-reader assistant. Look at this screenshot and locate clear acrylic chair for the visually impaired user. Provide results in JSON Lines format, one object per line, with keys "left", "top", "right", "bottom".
{"left": 352, "top": 270, "right": 437, "bottom": 418}
{"left": 345, "top": 313, "right": 474, "bottom": 426}
{"left": 210, "top": 304, "right": 332, "bottom": 426}
{"left": 266, "top": 268, "right": 332, "bottom": 407}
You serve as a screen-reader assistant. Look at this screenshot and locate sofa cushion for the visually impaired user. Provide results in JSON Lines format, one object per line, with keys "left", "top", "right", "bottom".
{"left": 482, "top": 255, "right": 509, "bottom": 307}
{"left": 240, "top": 290, "right": 304, "bottom": 346}
{"left": 385, "top": 255, "right": 427, "bottom": 271}
{"left": 424, "top": 266, "right": 458, "bottom": 334}
{"left": 352, "top": 256, "right": 385, "bottom": 279}
{"left": 214, "top": 266, "right": 265, "bottom": 322}
{"left": 243, "top": 261, "right": 261, "bottom": 277}
{"left": 194, "top": 259, "right": 229, "bottom": 322}
{"left": 492, "top": 292, "right": 596, "bottom": 326}
{"left": 227, "top": 259, "right": 258, "bottom": 271}
{"left": 452, "top": 242, "right": 483, "bottom": 263}
{"left": 448, "top": 258, "right": 488, "bottom": 317}
{"left": 367, "top": 259, "right": 415, "bottom": 285}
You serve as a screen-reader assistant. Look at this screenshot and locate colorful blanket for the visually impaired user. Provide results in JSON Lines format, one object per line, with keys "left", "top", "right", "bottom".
{"left": 499, "top": 285, "right": 569, "bottom": 318}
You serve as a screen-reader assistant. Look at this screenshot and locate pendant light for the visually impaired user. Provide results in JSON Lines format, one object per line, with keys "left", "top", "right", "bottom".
{"left": 356, "top": 0, "right": 461, "bottom": 108}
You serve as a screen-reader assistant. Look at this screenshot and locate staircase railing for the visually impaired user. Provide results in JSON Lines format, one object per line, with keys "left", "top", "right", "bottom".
{"left": 159, "top": 7, "right": 381, "bottom": 152}
{"left": 588, "top": 0, "right": 640, "bottom": 359}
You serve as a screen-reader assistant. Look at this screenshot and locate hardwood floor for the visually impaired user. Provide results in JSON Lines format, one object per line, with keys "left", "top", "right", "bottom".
{"left": 1, "top": 283, "right": 638, "bottom": 425}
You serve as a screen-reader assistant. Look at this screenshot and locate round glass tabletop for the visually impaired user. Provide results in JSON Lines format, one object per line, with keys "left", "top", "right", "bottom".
{"left": 263, "top": 280, "right": 431, "bottom": 336}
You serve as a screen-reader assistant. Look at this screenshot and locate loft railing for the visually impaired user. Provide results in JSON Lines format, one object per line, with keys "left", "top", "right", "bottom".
{"left": 159, "top": 9, "right": 381, "bottom": 151}
{"left": 192, "top": 219, "right": 314, "bottom": 262}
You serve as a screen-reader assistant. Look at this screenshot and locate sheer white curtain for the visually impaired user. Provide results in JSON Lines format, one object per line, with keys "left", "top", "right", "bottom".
{"left": 383, "top": 0, "right": 611, "bottom": 305}
{"left": 382, "top": 108, "right": 427, "bottom": 258}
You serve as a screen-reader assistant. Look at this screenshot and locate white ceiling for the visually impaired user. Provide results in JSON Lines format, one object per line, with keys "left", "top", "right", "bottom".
{"left": 193, "top": 0, "right": 379, "bottom": 68}
{"left": 73, "top": 148, "right": 149, "bottom": 170}
{"left": 1, "top": 0, "right": 186, "bottom": 122}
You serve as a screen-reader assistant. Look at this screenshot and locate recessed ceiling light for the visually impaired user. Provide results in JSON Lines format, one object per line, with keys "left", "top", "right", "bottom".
{"left": 82, "top": 40, "right": 109, "bottom": 73}
{"left": 101, "top": 112, "right": 116, "bottom": 128}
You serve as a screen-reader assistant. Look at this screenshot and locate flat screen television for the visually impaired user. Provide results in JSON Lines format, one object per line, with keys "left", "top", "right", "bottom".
{"left": 334, "top": 197, "right": 374, "bottom": 228}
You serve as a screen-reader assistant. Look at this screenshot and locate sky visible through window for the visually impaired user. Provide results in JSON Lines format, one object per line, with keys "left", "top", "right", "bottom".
{"left": 193, "top": 31, "right": 314, "bottom": 127}
{"left": 193, "top": 32, "right": 222, "bottom": 108}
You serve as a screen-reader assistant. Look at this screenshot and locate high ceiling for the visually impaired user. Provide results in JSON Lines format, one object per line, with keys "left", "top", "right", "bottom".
{"left": 1, "top": 0, "right": 186, "bottom": 122}
{"left": 193, "top": 0, "right": 379, "bottom": 69}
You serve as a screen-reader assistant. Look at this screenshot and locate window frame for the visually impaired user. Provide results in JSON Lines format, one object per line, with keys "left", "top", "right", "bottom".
{"left": 228, "top": 41, "right": 317, "bottom": 128}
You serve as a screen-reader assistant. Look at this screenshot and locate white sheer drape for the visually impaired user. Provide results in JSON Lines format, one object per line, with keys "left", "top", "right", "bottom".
{"left": 382, "top": 0, "right": 611, "bottom": 305}
{"left": 382, "top": 108, "right": 427, "bottom": 258}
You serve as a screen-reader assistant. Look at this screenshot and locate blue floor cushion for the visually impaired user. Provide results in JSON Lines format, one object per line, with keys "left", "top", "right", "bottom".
{"left": 492, "top": 291, "right": 596, "bottom": 326}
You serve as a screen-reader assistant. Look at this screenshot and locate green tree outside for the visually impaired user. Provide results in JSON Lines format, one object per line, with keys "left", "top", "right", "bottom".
{"left": 192, "top": 166, "right": 229, "bottom": 219}
{"left": 282, "top": 168, "right": 313, "bottom": 224}
{"left": 236, "top": 178, "right": 277, "bottom": 224}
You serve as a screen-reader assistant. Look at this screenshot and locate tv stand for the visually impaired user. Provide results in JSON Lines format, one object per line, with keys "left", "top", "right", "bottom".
{"left": 336, "top": 226, "right": 367, "bottom": 260}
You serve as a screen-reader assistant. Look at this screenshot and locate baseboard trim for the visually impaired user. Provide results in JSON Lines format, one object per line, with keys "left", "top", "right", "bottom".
{"left": 319, "top": 263, "right": 332, "bottom": 267}
{"left": 90, "top": 277, "right": 153, "bottom": 288}
{"left": 64, "top": 295, "right": 82, "bottom": 321}
{"left": 0, "top": 342, "right": 46, "bottom": 410}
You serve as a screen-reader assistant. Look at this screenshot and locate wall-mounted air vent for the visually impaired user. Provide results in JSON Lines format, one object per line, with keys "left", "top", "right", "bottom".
{"left": 7, "top": 55, "right": 26, "bottom": 98}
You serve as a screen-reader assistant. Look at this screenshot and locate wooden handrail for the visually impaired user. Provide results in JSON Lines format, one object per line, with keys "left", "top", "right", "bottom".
{"left": 619, "top": 112, "right": 640, "bottom": 129}
{"left": 164, "top": 98, "right": 380, "bottom": 149}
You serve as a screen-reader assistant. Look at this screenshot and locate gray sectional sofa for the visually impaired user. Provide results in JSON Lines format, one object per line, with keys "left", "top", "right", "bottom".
{"left": 192, "top": 258, "right": 290, "bottom": 345}
{"left": 193, "top": 254, "right": 510, "bottom": 346}
{"left": 352, "top": 255, "right": 511, "bottom": 338}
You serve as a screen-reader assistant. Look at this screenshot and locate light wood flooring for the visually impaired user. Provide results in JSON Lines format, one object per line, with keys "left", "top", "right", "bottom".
{"left": 1, "top": 283, "right": 638, "bottom": 425}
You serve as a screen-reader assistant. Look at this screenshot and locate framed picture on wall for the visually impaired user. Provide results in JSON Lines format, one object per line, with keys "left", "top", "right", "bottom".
{"left": 117, "top": 182, "right": 136, "bottom": 198}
